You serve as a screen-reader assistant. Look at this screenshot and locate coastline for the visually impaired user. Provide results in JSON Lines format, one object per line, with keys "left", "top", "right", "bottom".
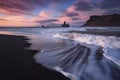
{"left": 0, "top": 34, "right": 70, "bottom": 80}
{"left": 69, "top": 30, "right": 120, "bottom": 37}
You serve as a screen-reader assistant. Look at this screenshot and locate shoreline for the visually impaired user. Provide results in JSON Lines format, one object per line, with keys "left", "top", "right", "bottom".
{"left": 0, "top": 34, "right": 70, "bottom": 80}
{"left": 69, "top": 30, "right": 120, "bottom": 37}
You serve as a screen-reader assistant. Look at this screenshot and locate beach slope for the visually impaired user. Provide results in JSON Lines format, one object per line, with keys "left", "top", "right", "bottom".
{"left": 0, "top": 34, "right": 70, "bottom": 80}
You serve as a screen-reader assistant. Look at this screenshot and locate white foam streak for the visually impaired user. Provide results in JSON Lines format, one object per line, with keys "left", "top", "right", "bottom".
{"left": 34, "top": 42, "right": 113, "bottom": 80}
{"left": 53, "top": 33, "right": 120, "bottom": 49}
{"left": 53, "top": 33, "right": 120, "bottom": 67}
{"left": 103, "top": 48, "right": 120, "bottom": 66}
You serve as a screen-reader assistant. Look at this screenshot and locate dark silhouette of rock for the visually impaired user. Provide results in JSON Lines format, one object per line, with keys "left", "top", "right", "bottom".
{"left": 83, "top": 13, "right": 120, "bottom": 26}
{"left": 41, "top": 25, "right": 44, "bottom": 28}
{"left": 61, "top": 21, "right": 70, "bottom": 27}
{"left": 62, "top": 21, "right": 67, "bottom": 27}
{"left": 66, "top": 23, "right": 70, "bottom": 27}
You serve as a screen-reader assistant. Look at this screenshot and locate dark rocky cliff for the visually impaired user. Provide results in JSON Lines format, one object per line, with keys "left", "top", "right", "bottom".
{"left": 83, "top": 14, "right": 120, "bottom": 26}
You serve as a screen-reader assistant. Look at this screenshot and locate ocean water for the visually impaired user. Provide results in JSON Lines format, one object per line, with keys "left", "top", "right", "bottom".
{"left": 0, "top": 27, "right": 120, "bottom": 80}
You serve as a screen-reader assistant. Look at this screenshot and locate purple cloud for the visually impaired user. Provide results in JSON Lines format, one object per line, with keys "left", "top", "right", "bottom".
{"left": 104, "top": 9, "right": 120, "bottom": 15}
{"left": 66, "top": 12, "right": 79, "bottom": 17}
{"left": 0, "top": 0, "right": 64, "bottom": 15}
{"left": 36, "top": 19, "right": 59, "bottom": 24}
{"left": 100, "top": 0, "right": 120, "bottom": 9}
{"left": 0, "top": 0, "right": 44, "bottom": 15}
{"left": 72, "top": 18, "right": 81, "bottom": 21}
{"left": 74, "top": 1, "right": 93, "bottom": 11}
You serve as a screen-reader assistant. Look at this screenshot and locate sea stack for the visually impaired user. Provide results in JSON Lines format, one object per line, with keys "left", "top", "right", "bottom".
{"left": 83, "top": 14, "right": 120, "bottom": 27}
{"left": 61, "top": 21, "right": 70, "bottom": 27}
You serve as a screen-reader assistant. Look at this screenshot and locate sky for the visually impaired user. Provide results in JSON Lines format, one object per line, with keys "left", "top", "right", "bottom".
{"left": 0, "top": 0, "right": 120, "bottom": 27}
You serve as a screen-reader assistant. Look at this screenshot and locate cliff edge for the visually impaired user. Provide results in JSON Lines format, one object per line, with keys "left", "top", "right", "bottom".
{"left": 83, "top": 14, "right": 120, "bottom": 27}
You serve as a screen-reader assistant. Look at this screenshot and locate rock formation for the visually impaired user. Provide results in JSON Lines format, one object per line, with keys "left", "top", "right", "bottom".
{"left": 83, "top": 14, "right": 120, "bottom": 26}
{"left": 41, "top": 25, "right": 45, "bottom": 28}
{"left": 61, "top": 21, "right": 70, "bottom": 27}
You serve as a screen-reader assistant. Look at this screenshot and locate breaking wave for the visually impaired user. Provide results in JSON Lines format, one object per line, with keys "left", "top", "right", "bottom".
{"left": 0, "top": 28, "right": 120, "bottom": 80}
{"left": 53, "top": 33, "right": 120, "bottom": 65}
{"left": 34, "top": 33, "right": 120, "bottom": 80}
{"left": 53, "top": 33, "right": 120, "bottom": 49}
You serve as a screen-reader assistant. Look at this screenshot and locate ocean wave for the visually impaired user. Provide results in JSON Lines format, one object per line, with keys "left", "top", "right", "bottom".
{"left": 53, "top": 33, "right": 120, "bottom": 49}
{"left": 34, "top": 40, "right": 119, "bottom": 80}
{"left": 53, "top": 33, "right": 120, "bottom": 65}
{"left": 103, "top": 48, "right": 120, "bottom": 66}
{"left": 1, "top": 28, "right": 120, "bottom": 80}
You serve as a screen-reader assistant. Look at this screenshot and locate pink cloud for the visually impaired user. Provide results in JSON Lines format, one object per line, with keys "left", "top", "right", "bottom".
{"left": 0, "top": 0, "right": 57, "bottom": 15}
{"left": 0, "top": 0, "right": 67, "bottom": 16}
{"left": 0, "top": 14, "right": 38, "bottom": 27}
{"left": 56, "top": 0, "right": 105, "bottom": 26}
{"left": 39, "top": 11, "right": 53, "bottom": 19}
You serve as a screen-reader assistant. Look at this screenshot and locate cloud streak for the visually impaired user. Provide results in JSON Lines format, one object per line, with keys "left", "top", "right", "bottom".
{"left": 36, "top": 19, "right": 59, "bottom": 24}
{"left": 0, "top": 0, "right": 64, "bottom": 15}
{"left": 74, "top": 1, "right": 94, "bottom": 11}
{"left": 0, "top": 0, "right": 43, "bottom": 15}
{"left": 0, "top": 0, "right": 120, "bottom": 27}
{"left": 72, "top": 18, "right": 81, "bottom": 21}
{"left": 66, "top": 12, "right": 79, "bottom": 17}
{"left": 99, "top": 0, "right": 120, "bottom": 9}
{"left": 0, "top": 18, "right": 8, "bottom": 21}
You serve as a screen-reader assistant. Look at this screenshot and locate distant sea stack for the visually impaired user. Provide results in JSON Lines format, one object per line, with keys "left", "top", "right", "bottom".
{"left": 83, "top": 14, "right": 120, "bottom": 27}
{"left": 61, "top": 21, "right": 70, "bottom": 27}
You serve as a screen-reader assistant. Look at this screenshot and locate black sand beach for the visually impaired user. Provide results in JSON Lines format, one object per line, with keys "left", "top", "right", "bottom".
{"left": 0, "top": 34, "right": 70, "bottom": 80}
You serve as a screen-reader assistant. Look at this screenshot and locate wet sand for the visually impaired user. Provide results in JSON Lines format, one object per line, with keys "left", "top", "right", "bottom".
{"left": 0, "top": 34, "right": 70, "bottom": 80}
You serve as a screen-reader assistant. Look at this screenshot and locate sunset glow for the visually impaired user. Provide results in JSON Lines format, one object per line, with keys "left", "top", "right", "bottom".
{"left": 0, "top": 0, "right": 120, "bottom": 27}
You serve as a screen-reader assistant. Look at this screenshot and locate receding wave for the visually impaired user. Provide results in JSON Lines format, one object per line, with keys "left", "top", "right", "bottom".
{"left": 53, "top": 33, "right": 120, "bottom": 49}
{"left": 53, "top": 33, "right": 120, "bottom": 66}
{"left": 34, "top": 39, "right": 120, "bottom": 80}
{"left": 1, "top": 28, "right": 120, "bottom": 80}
